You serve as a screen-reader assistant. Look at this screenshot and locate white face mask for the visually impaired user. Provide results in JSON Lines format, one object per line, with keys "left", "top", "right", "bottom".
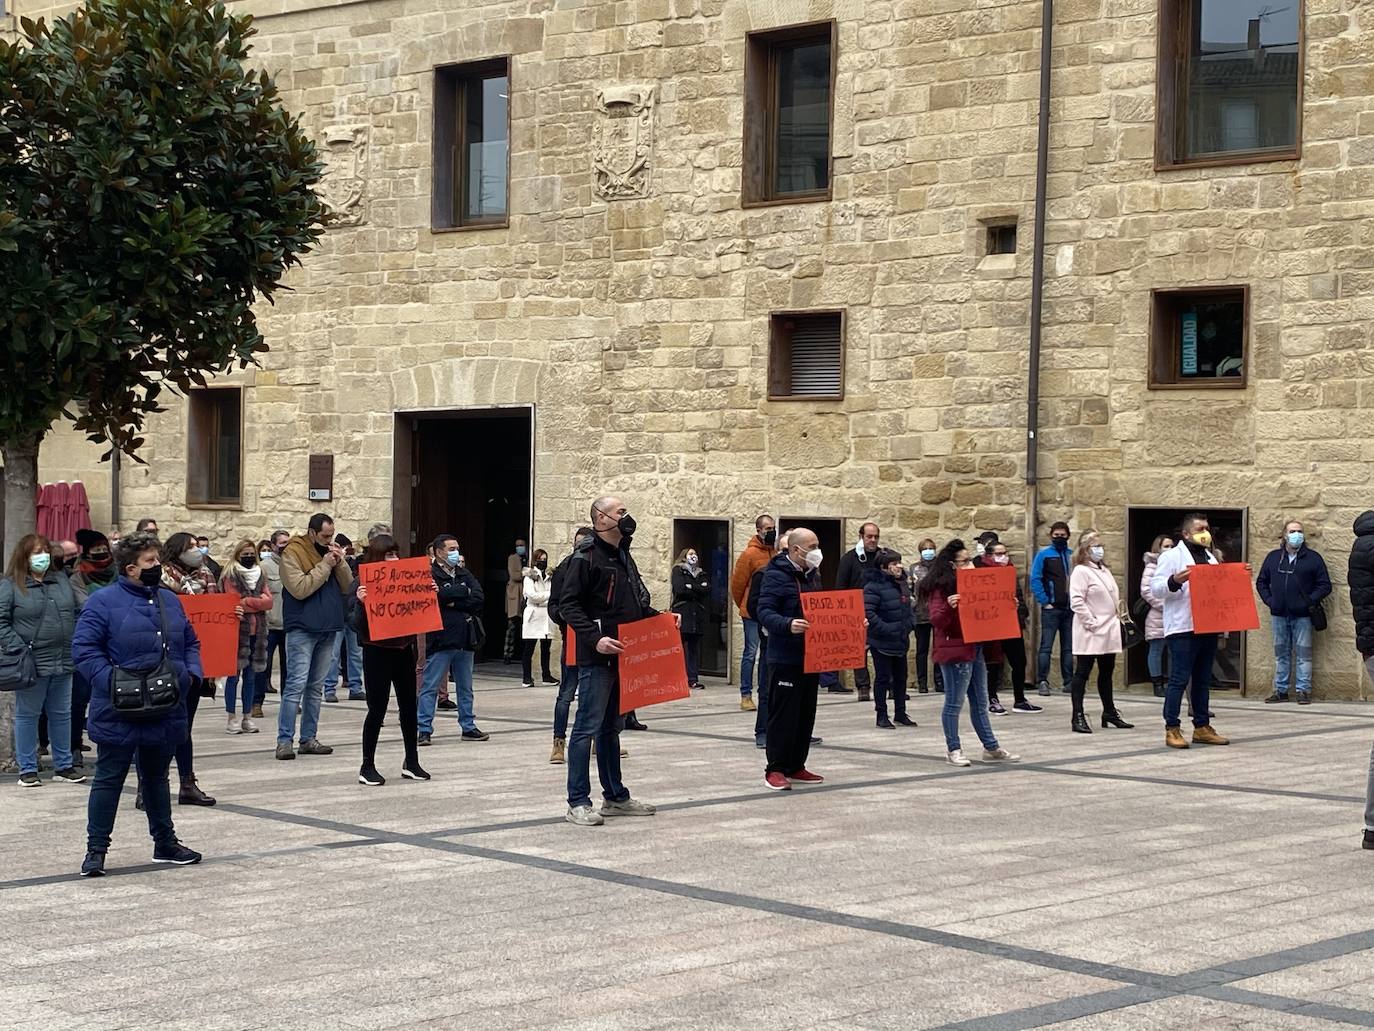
{"left": 686, "top": 554, "right": 698, "bottom": 566}
{"left": 992, "top": 554, "right": 1009, "bottom": 565}
{"left": 804, "top": 548, "right": 823, "bottom": 570}
{"left": 1089, "top": 546, "right": 1105, "bottom": 562}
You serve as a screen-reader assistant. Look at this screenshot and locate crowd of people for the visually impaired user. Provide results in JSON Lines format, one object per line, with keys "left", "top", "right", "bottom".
{"left": 3, "top": 498, "right": 1372, "bottom": 876}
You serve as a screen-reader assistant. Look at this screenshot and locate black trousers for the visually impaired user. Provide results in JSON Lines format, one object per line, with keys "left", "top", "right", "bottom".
{"left": 362, "top": 644, "right": 419, "bottom": 768}
{"left": 1070, "top": 653, "right": 1117, "bottom": 716}
{"left": 912, "top": 624, "right": 943, "bottom": 691}
{"left": 988, "top": 636, "right": 1030, "bottom": 705}
{"left": 174, "top": 688, "right": 201, "bottom": 780}
{"left": 871, "top": 650, "right": 908, "bottom": 721}
{"left": 764, "top": 664, "right": 819, "bottom": 776}
{"left": 521, "top": 638, "right": 552, "bottom": 683}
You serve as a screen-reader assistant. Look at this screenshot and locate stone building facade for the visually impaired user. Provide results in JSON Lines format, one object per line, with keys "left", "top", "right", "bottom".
{"left": 9, "top": 0, "right": 1374, "bottom": 696}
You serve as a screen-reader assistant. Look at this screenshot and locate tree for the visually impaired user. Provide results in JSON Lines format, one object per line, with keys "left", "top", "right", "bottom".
{"left": 0, "top": 0, "right": 325, "bottom": 769}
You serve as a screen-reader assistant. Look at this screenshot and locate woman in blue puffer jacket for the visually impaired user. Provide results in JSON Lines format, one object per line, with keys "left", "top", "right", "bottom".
{"left": 864, "top": 548, "right": 916, "bottom": 730}
{"left": 71, "top": 531, "right": 205, "bottom": 878}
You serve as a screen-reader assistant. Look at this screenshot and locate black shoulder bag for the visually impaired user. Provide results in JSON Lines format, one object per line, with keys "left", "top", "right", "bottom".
{"left": 111, "top": 592, "right": 182, "bottom": 721}
{"left": 0, "top": 588, "right": 48, "bottom": 692}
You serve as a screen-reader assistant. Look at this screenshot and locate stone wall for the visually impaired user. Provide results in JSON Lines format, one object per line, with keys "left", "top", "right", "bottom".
{"left": 17, "top": 0, "right": 1374, "bottom": 696}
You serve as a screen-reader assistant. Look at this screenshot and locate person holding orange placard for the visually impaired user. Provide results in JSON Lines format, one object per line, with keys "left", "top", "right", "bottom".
{"left": 220, "top": 538, "right": 273, "bottom": 736}
{"left": 921, "top": 541, "right": 1020, "bottom": 769}
{"left": 1151, "top": 512, "right": 1236, "bottom": 750}
{"left": 160, "top": 532, "right": 220, "bottom": 807}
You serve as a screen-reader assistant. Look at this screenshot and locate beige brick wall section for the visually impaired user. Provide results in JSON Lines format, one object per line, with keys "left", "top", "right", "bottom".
{"left": 22, "top": 0, "right": 1374, "bottom": 697}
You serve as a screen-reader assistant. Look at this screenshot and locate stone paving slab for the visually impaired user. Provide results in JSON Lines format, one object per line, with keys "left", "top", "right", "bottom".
{"left": 2, "top": 674, "right": 1373, "bottom": 1029}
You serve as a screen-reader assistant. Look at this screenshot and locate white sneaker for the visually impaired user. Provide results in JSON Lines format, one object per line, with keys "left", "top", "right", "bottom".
{"left": 982, "top": 747, "right": 1020, "bottom": 763}
{"left": 240, "top": 716, "right": 259, "bottom": 735}
{"left": 225, "top": 714, "right": 241, "bottom": 735}
{"left": 565, "top": 804, "right": 604, "bottom": 827}
{"left": 946, "top": 749, "right": 972, "bottom": 767}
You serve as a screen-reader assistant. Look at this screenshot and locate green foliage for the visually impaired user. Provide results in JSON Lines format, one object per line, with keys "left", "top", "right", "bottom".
{"left": 0, "top": 0, "right": 325, "bottom": 456}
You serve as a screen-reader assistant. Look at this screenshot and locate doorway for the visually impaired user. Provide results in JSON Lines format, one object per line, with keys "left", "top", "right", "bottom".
{"left": 777, "top": 517, "right": 843, "bottom": 590}
{"left": 394, "top": 407, "right": 533, "bottom": 670}
{"left": 670, "top": 518, "right": 731, "bottom": 678}
{"left": 1124, "top": 506, "right": 1248, "bottom": 692}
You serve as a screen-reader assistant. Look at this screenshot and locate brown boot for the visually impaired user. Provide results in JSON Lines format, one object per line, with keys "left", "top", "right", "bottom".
{"left": 251, "top": 704, "right": 264, "bottom": 719}
{"left": 857, "top": 688, "right": 871, "bottom": 702}
{"left": 1165, "top": 727, "right": 1189, "bottom": 749}
{"left": 740, "top": 696, "right": 756, "bottom": 712}
{"left": 1192, "top": 725, "right": 1230, "bottom": 746}
{"left": 549, "top": 738, "right": 565, "bottom": 765}
{"left": 178, "top": 776, "right": 216, "bottom": 806}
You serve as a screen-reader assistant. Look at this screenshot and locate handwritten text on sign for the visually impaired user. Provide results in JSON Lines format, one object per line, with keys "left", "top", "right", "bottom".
{"left": 618, "top": 613, "right": 690, "bottom": 714}
{"left": 1188, "top": 562, "right": 1260, "bottom": 635}
{"left": 178, "top": 594, "right": 241, "bottom": 678}
{"left": 360, "top": 557, "right": 444, "bottom": 641}
{"left": 956, "top": 566, "right": 1022, "bottom": 644}
{"left": 801, "top": 589, "right": 866, "bottom": 673}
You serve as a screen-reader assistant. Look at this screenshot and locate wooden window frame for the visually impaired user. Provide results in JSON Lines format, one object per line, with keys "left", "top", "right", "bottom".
{"left": 742, "top": 21, "right": 837, "bottom": 208}
{"left": 768, "top": 309, "right": 846, "bottom": 401}
{"left": 431, "top": 56, "right": 512, "bottom": 232}
{"left": 186, "top": 387, "right": 244, "bottom": 509}
{"left": 1148, "top": 286, "right": 1249, "bottom": 390}
{"left": 986, "top": 222, "right": 1018, "bottom": 255}
{"left": 1155, "top": 0, "right": 1303, "bottom": 170}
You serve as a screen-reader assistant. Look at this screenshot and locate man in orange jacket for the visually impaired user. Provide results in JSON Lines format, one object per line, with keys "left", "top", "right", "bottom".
{"left": 730, "top": 514, "right": 776, "bottom": 712}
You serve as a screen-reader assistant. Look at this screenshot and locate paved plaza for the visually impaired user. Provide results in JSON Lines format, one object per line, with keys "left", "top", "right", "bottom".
{"left": 3, "top": 676, "right": 1374, "bottom": 1030}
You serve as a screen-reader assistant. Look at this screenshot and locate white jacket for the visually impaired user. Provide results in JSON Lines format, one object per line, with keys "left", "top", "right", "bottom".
{"left": 1151, "top": 542, "right": 1219, "bottom": 637}
{"left": 521, "top": 568, "right": 552, "bottom": 640}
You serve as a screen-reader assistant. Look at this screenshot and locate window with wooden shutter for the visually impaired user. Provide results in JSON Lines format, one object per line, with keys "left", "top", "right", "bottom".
{"left": 432, "top": 58, "right": 511, "bottom": 230}
{"left": 187, "top": 388, "right": 243, "bottom": 507}
{"left": 769, "top": 311, "right": 844, "bottom": 401}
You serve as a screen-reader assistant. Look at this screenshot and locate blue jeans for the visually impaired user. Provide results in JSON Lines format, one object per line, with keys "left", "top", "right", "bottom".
{"left": 1147, "top": 638, "right": 1166, "bottom": 679}
{"left": 325, "top": 626, "right": 364, "bottom": 697}
{"left": 257, "top": 627, "right": 286, "bottom": 705}
{"left": 553, "top": 663, "right": 578, "bottom": 740}
{"left": 566, "top": 664, "right": 629, "bottom": 809}
{"left": 15, "top": 673, "right": 73, "bottom": 773}
{"left": 1037, "top": 607, "right": 1074, "bottom": 687}
{"left": 1271, "top": 615, "right": 1313, "bottom": 697}
{"left": 741, "top": 618, "right": 761, "bottom": 697}
{"left": 1163, "top": 632, "right": 1220, "bottom": 728}
{"left": 86, "top": 743, "right": 176, "bottom": 852}
{"left": 419, "top": 648, "right": 475, "bottom": 734}
{"left": 278, "top": 630, "right": 334, "bottom": 745}
{"left": 939, "top": 651, "right": 999, "bottom": 754}
{"left": 224, "top": 634, "right": 257, "bottom": 714}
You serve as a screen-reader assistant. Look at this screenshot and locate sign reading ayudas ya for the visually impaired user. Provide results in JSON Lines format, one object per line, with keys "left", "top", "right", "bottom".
{"left": 800, "top": 590, "right": 866, "bottom": 674}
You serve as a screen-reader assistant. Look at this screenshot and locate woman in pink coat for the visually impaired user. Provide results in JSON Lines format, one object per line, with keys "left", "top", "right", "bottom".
{"left": 1068, "top": 530, "right": 1131, "bottom": 734}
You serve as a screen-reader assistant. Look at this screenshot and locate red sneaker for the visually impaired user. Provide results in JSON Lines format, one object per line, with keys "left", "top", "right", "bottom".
{"left": 790, "top": 768, "right": 824, "bottom": 784}
{"left": 764, "top": 771, "right": 791, "bottom": 791}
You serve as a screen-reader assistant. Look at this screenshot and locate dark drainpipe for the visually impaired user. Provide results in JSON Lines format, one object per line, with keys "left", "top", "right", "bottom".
{"left": 1026, "top": 0, "right": 1053, "bottom": 646}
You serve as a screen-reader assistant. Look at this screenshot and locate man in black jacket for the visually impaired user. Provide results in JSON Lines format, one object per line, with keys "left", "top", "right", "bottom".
{"left": 558, "top": 496, "right": 676, "bottom": 826}
{"left": 1348, "top": 511, "right": 1374, "bottom": 850}
{"left": 417, "top": 533, "right": 488, "bottom": 745}
{"left": 832, "top": 521, "right": 881, "bottom": 699}
{"left": 758, "top": 527, "right": 826, "bottom": 790}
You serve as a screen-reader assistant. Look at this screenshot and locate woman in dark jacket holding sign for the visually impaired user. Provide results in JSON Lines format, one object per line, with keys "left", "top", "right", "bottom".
{"left": 72, "top": 531, "right": 204, "bottom": 876}
{"left": 349, "top": 534, "right": 426, "bottom": 786}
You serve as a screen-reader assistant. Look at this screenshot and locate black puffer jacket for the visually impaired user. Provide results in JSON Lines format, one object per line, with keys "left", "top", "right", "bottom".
{"left": 558, "top": 535, "right": 657, "bottom": 667}
{"left": 1349, "top": 511, "right": 1374, "bottom": 655}
{"left": 426, "top": 561, "right": 485, "bottom": 652}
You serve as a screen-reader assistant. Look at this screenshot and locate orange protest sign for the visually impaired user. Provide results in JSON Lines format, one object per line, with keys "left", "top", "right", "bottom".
{"left": 617, "top": 613, "right": 690, "bottom": 714}
{"left": 801, "top": 589, "right": 866, "bottom": 674}
{"left": 178, "top": 594, "right": 241, "bottom": 678}
{"left": 563, "top": 628, "right": 575, "bottom": 668}
{"left": 1188, "top": 562, "right": 1260, "bottom": 634}
{"left": 360, "top": 558, "right": 444, "bottom": 641}
{"left": 956, "top": 566, "right": 1022, "bottom": 644}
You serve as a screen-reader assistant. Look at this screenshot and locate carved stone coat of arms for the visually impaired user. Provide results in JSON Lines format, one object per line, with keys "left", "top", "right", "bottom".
{"left": 592, "top": 86, "right": 655, "bottom": 201}
{"left": 319, "top": 124, "right": 369, "bottom": 227}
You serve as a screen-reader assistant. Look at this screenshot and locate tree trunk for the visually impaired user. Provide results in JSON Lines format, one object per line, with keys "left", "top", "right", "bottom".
{"left": 0, "top": 435, "right": 40, "bottom": 774}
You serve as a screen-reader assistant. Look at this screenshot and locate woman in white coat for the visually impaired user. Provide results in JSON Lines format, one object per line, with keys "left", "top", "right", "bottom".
{"left": 520, "top": 549, "right": 556, "bottom": 688}
{"left": 1139, "top": 535, "right": 1173, "bottom": 697}
{"left": 1068, "top": 530, "right": 1132, "bottom": 734}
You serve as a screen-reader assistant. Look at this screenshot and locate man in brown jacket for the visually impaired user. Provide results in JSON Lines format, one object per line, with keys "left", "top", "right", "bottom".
{"left": 275, "top": 514, "right": 353, "bottom": 759}
{"left": 729, "top": 514, "right": 776, "bottom": 711}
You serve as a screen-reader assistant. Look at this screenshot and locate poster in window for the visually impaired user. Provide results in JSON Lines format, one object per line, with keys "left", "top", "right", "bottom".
{"left": 1181, "top": 310, "right": 1198, "bottom": 376}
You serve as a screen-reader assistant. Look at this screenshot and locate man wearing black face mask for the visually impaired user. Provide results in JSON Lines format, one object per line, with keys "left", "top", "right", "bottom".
{"left": 730, "top": 513, "right": 776, "bottom": 713}
{"left": 557, "top": 495, "right": 677, "bottom": 826}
